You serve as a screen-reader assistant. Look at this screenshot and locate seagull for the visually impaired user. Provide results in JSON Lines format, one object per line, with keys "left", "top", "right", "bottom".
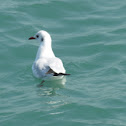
{"left": 29, "top": 30, "right": 70, "bottom": 84}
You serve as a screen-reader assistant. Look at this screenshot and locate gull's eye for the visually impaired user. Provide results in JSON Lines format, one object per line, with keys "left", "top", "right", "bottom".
{"left": 41, "top": 38, "right": 43, "bottom": 41}
{"left": 36, "top": 35, "right": 39, "bottom": 38}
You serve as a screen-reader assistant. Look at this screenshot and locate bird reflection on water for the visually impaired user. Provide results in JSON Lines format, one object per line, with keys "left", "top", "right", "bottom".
{"left": 36, "top": 77, "right": 66, "bottom": 96}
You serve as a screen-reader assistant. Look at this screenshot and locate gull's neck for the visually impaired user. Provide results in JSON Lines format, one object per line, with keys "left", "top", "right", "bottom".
{"left": 35, "top": 41, "right": 55, "bottom": 61}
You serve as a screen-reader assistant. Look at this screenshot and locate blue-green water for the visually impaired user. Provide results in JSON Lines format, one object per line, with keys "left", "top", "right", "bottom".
{"left": 1, "top": 0, "right": 126, "bottom": 125}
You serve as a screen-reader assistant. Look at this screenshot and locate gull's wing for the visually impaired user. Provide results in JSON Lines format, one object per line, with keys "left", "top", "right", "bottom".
{"left": 32, "top": 57, "right": 67, "bottom": 78}
{"left": 47, "top": 57, "right": 66, "bottom": 74}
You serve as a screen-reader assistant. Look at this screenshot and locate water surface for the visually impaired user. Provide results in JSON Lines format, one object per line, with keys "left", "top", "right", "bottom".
{"left": 1, "top": 0, "right": 126, "bottom": 126}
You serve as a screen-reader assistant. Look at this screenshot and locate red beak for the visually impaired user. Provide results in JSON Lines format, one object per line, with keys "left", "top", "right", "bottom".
{"left": 29, "top": 37, "right": 36, "bottom": 40}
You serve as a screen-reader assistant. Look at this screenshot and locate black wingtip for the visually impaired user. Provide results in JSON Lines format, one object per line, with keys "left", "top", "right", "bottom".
{"left": 53, "top": 73, "right": 71, "bottom": 76}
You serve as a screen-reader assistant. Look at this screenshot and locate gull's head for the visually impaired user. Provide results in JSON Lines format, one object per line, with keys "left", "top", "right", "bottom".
{"left": 29, "top": 30, "right": 51, "bottom": 45}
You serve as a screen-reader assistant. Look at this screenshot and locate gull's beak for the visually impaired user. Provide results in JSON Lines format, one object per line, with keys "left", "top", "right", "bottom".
{"left": 29, "top": 37, "right": 36, "bottom": 40}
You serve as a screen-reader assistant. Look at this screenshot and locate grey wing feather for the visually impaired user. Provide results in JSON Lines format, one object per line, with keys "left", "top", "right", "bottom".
{"left": 48, "top": 57, "right": 66, "bottom": 74}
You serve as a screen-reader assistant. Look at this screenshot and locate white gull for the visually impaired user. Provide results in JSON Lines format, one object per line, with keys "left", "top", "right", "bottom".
{"left": 29, "top": 30, "right": 70, "bottom": 82}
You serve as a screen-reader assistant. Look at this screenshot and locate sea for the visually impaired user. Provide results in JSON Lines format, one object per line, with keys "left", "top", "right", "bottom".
{"left": 1, "top": 0, "right": 126, "bottom": 126}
